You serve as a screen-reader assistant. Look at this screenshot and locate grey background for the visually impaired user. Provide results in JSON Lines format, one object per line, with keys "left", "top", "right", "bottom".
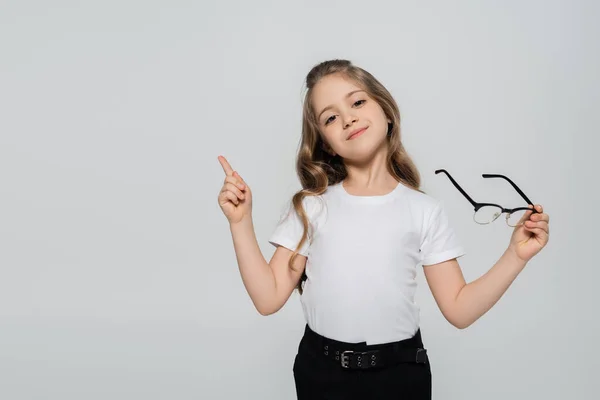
{"left": 1, "top": 1, "right": 597, "bottom": 399}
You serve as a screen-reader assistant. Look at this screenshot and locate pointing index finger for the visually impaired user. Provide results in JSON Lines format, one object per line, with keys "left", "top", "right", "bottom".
{"left": 218, "top": 155, "right": 234, "bottom": 176}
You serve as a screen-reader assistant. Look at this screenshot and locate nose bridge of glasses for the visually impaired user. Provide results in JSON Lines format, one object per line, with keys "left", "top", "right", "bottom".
{"left": 474, "top": 204, "right": 523, "bottom": 226}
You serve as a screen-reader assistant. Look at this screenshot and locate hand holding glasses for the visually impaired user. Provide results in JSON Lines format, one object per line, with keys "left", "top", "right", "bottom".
{"left": 435, "top": 169, "right": 539, "bottom": 227}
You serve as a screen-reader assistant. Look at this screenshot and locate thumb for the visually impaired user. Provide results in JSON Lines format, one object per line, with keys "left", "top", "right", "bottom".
{"left": 519, "top": 205, "right": 534, "bottom": 224}
{"left": 234, "top": 171, "right": 248, "bottom": 188}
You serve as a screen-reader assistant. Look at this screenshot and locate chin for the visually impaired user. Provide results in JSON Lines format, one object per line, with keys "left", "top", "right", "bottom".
{"left": 344, "top": 142, "right": 388, "bottom": 164}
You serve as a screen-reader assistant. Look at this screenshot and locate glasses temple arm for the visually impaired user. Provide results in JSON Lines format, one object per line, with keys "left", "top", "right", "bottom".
{"left": 481, "top": 174, "right": 534, "bottom": 205}
{"left": 435, "top": 169, "right": 477, "bottom": 207}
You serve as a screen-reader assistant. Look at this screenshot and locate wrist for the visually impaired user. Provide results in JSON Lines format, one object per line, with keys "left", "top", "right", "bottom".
{"left": 505, "top": 245, "right": 528, "bottom": 269}
{"left": 230, "top": 214, "right": 253, "bottom": 231}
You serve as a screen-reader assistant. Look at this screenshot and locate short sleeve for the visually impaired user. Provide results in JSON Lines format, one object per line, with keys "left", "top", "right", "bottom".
{"left": 420, "top": 201, "right": 466, "bottom": 266}
{"left": 268, "top": 196, "right": 320, "bottom": 257}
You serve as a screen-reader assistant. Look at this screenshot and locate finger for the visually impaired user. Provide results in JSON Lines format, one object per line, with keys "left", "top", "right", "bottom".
{"left": 525, "top": 220, "right": 548, "bottom": 232}
{"left": 518, "top": 207, "right": 534, "bottom": 224}
{"left": 233, "top": 171, "right": 247, "bottom": 187}
{"left": 534, "top": 204, "right": 543, "bottom": 213}
{"left": 523, "top": 226, "right": 548, "bottom": 239}
{"left": 221, "top": 190, "right": 240, "bottom": 205}
{"left": 531, "top": 213, "right": 549, "bottom": 223}
{"left": 224, "top": 175, "right": 245, "bottom": 190}
{"left": 218, "top": 155, "right": 234, "bottom": 176}
{"left": 222, "top": 182, "right": 245, "bottom": 200}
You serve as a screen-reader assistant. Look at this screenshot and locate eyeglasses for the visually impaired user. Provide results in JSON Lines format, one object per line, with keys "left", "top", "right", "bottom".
{"left": 435, "top": 169, "right": 539, "bottom": 227}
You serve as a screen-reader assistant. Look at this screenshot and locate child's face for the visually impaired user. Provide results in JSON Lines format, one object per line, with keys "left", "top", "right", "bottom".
{"left": 312, "top": 74, "right": 390, "bottom": 162}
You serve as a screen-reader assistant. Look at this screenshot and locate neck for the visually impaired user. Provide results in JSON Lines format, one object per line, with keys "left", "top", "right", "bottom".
{"left": 342, "top": 146, "right": 397, "bottom": 195}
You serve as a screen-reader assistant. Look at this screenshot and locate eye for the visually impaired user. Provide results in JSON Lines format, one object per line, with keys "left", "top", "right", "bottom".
{"left": 324, "top": 115, "right": 336, "bottom": 125}
{"left": 323, "top": 100, "right": 365, "bottom": 126}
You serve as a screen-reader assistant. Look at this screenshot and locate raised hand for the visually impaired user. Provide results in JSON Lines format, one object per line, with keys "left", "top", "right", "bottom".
{"left": 508, "top": 204, "right": 550, "bottom": 262}
{"left": 217, "top": 156, "right": 252, "bottom": 224}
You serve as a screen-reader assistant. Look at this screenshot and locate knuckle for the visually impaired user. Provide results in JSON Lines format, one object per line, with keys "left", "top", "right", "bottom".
{"left": 229, "top": 184, "right": 241, "bottom": 194}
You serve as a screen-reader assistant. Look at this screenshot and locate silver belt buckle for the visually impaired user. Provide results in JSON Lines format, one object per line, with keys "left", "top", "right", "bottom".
{"left": 340, "top": 350, "right": 353, "bottom": 368}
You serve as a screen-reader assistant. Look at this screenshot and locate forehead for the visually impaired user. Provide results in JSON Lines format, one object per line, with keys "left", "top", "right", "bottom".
{"left": 312, "top": 74, "right": 364, "bottom": 111}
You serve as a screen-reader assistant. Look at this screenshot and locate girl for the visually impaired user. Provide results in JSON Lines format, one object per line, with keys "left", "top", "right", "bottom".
{"left": 216, "top": 59, "right": 550, "bottom": 399}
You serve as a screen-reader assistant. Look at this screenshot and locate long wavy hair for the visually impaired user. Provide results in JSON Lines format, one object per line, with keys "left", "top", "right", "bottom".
{"left": 290, "top": 59, "right": 423, "bottom": 294}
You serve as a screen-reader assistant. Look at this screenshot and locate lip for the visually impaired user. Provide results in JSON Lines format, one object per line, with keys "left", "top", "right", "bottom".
{"left": 347, "top": 127, "right": 368, "bottom": 140}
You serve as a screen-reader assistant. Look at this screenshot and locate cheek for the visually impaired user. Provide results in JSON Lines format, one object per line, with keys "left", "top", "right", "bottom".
{"left": 363, "top": 103, "right": 386, "bottom": 123}
{"left": 321, "top": 123, "right": 340, "bottom": 139}
{"left": 374, "top": 106, "right": 389, "bottom": 124}
{"left": 365, "top": 111, "right": 388, "bottom": 137}
{"left": 320, "top": 131, "right": 338, "bottom": 148}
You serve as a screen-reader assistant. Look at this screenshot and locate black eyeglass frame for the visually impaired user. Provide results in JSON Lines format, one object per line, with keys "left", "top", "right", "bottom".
{"left": 435, "top": 169, "right": 539, "bottom": 226}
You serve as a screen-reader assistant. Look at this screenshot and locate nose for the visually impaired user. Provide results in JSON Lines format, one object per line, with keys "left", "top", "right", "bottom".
{"left": 342, "top": 112, "right": 358, "bottom": 129}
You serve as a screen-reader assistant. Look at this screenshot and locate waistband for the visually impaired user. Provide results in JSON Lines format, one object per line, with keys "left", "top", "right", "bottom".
{"left": 301, "top": 323, "right": 424, "bottom": 351}
{"left": 300, "top": 324, "right": 428, "bottom": 369}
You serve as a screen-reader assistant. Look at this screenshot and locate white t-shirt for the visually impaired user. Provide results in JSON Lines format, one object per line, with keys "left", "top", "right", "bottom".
{"left": 268, "top": 180, "right": 466, "bottom": 345}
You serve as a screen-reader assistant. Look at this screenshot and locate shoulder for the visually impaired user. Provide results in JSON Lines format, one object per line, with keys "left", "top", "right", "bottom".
{"left": 399, "top": 185, "right": 455, "bottom": 236}
{"left": 277, "top": 189, "right": 328, "bottom": 221}
{"left": 401, "top": 184, "right": 443, "bottom": 215}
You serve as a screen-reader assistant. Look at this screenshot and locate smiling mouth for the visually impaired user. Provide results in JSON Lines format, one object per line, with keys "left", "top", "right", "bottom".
{"left": 347, "top": 127, "right": 368, "bottom": 140}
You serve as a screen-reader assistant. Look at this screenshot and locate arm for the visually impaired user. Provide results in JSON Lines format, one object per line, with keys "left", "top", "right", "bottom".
{"left": 423, "top": 249, "right": 526, "bottom": 329}
{"left": 217, "top": 156, "right": 305, "bottom": 316}
{"left": 423, "top": 204, "right": 550, "bottom": 329}
{"left": 230, "top": 216, "right": 306, "bottom": 316}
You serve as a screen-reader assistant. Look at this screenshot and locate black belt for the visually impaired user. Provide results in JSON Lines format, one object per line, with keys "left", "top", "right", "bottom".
{"left": 303, "top": 325, "right": 429, "bottom": 370}
{"left": 323, "top": 344, "right": 429, "bottom": 369}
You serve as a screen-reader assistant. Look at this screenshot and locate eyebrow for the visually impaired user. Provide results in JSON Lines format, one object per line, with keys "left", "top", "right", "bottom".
{"left": 317, "top": 90, "right": 365, "bottom": 121}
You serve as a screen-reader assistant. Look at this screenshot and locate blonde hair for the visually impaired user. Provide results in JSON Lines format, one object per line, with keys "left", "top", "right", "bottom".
{"left": 290, "top": 59, "right": 423, "bottom": 294}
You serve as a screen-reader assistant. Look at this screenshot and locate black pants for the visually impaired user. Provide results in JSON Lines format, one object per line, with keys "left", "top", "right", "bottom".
{"left": 293, "top": 324, "right": 432, "bottom": 400}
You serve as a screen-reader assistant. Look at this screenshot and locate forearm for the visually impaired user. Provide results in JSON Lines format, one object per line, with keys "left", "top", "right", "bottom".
{"left": 453, "top": 248, "right": 527, "bottom": 328}
{"left": 229, "top": 215, "right": 277, "bottom": 315}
